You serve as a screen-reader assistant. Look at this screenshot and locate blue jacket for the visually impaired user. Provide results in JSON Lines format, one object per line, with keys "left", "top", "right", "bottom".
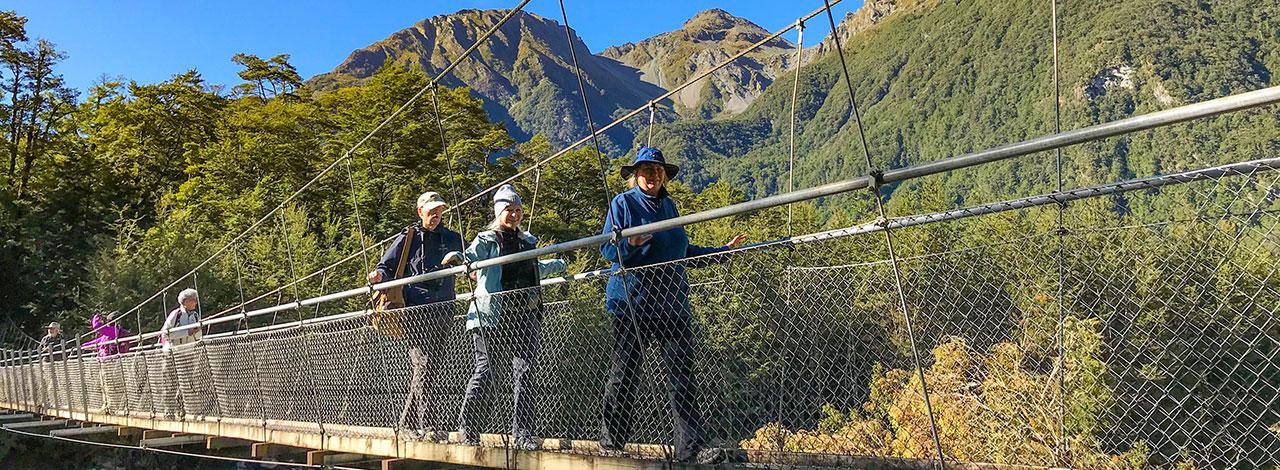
{"left": 463, "top": 229, "right": 567, "bottom": 330}
{"left": 376, "top": 222, "right": 464, "bottom": 307}
{"left": 600, "top": 185, "right": 728, "bottom": 317}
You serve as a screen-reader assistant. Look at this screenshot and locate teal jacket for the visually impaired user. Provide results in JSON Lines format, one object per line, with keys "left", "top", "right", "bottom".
{"left": 463, "top": 229, "right": 567, "bottom": 330}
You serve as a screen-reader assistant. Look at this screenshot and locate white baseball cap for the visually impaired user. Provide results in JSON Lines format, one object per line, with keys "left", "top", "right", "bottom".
{"left": 417, "top": 191, "right": 448, "bottom": 212}
{"left": 46, "top": 322, "right": 60, "bottom": 330}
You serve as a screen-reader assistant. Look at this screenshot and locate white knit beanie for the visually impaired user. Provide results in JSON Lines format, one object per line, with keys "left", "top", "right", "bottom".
{"left": 493, "top": 184, "right": 522, "bottom": 218}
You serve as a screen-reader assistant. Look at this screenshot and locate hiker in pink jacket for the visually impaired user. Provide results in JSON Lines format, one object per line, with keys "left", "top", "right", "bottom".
{"left": 80, "top": 314, "right": 132, "bottom": 358}
{"left": 80, "top": 314, "right": 132, "bottom": 412}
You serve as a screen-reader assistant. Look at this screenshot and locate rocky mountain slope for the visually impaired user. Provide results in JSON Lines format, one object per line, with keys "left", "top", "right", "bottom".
{"left": 306, "top": 6, "right": 897, "bottom": 150}
{"left": 308, "top": 9, "right": 665, "bottom": 151}
{"left": 598, "top": 8, "right": 798, "bottom": 118}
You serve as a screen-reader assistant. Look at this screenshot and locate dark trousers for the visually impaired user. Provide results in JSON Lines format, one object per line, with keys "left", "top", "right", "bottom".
{"left": 402, "top": 305, "right": 452, "bottom": 432}
{"left": 458, "top": 306, "right": 541, "bottom": 436}
{"left": 601, "top": 315, "right": 703, "bottom": 458}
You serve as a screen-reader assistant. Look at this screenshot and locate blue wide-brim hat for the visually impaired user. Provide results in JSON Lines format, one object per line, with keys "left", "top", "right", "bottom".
{"left": 621, "top": 147, "right": 679, "bottom": 179}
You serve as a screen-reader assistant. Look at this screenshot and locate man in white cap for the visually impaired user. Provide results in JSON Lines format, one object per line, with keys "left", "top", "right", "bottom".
{"left": 38, "top": 321, "right": 64, "bottom": 360}
{"left": 367, "top": 190, "right": 463, "bottom": 442}
{"left": 37, "top": 321, "right": 65, "bottom": 406}
{"left": 368, "top": 191, "right": 464, "bottom": 306}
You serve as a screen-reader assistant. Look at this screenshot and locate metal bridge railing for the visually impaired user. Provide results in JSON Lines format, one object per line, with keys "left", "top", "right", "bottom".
{"left": 3, "top": 153, "right": 1279, "bottom": 469}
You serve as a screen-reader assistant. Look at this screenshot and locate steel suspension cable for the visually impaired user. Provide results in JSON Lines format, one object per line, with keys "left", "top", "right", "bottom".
{"left": 527, "top": 167, "right": 542, "bottom": 233}
{"left": 345, "top": 159, "right": 373, "bottom": 280}
{"left": 278, "top": 211, "right": 303, "bottom": 316}
{"left": 823, "top": 0, "right": 947, "bottom": 465}
{"left": 1049, "top": 0, "right": 1068, "bottom": 461}
{"left": 430, "top": 86, "right": 471, "bottom": 246}
{"left": 647, "top": 103, "right": 656, "bottom": 147}
{"left": 193, "top": 271, "right": 204, "bottom": 324}
{"left": 427, "top": 78, "right": 477, "bottom": 302}
{"left": 231, "top": 246, "right": 247, "bottom": 315}
{"left": 0, "top": 424, "right": 363, "bottom": 469}
{"left": 557, "top": 0, "right": 610, "bottom": 190}
{"left": 556, "top": 0, "right": 623, "bottom": 228}
{"left": 777, "top": 18, "right": 806, "bottom": 451}
{"left": 97, "top": 0, "right": 534, "bottom": 338}
{"left": 787, "top": 19, "right": 805, "bottom": 238}
{"left": 454, "top": 0, "right": 847, "bottom": 210}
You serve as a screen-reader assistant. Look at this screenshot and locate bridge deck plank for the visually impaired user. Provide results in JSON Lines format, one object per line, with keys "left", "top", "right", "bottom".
{"left": 50, "top": 425, "right": 120, "bottom": 437}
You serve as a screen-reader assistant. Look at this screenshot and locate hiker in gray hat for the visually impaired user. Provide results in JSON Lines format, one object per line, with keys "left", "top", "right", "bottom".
{"left": 35, "top": 321, "right": 65, "bottom": 407}
{"left": 442, "top": 184, "right": 566, "bottom": 450}
{"left": 38, "top": 321, "right": 64, "bottom": 359}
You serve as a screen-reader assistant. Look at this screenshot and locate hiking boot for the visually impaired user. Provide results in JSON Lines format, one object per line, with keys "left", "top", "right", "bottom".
{"left": 512, "top": 434, "right": 541, "bottom": 451}
{"left": 598, "top": 439, "right": 625, "bottom": 456}
{"left": 694, "top": 447, "right": 727, "bottom": 465}
{"left": 430, "top": 430, "right": 449, "bottom": 443}
{"left": 676, "top": 445, "right": 726, "bottom": 465}
{"left": 459, "top": 426, "right": 480, "bottom": 446}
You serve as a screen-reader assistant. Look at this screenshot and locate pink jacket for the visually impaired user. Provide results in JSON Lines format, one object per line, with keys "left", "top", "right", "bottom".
{"left": 80, "top": 315, "right": 132, "bottom": 358}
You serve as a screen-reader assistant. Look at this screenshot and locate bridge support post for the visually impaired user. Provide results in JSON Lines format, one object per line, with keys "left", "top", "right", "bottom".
{"left": 251, "top": 442, "right": 308, "bottom": 459}
{"left": 59, "top": 338, "right": 73, "bottom": 415}
{"left": 75, "top": 335, "right": 90, "bottom": 420}
{"left": 205, "top": 436, "right": 253, "bottom": 450}
{"left": 2, "top": 350, "right": 14, "bottom": 410}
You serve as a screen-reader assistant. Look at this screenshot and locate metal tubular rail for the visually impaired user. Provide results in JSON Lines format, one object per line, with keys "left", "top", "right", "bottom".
{"left": 55, "top": 85, "right": 1280, "bottom": 348}
{"left": 178, "top": 85, "right": 1280, "bottom": 332}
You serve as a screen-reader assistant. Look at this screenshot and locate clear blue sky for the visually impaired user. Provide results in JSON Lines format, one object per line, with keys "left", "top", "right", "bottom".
{"left": 12, "top": 0, "right": 862, "bottom": 96}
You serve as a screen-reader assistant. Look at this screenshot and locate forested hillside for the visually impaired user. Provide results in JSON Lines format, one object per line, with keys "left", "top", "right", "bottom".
{"left": 2, "top": 0, "right": 1280, "bottom": 468}
{"left": 649, "top": 0, "right": 1279, "bottom": 205}
{"left": 1, "top": 0, "right": 1276, "bottom": 357}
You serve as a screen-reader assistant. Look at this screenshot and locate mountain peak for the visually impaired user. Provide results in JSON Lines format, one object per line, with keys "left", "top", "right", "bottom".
{"left": 681, "top": 8, "right": 770, "bottom": 41}
{"left": 683, "top": 8, "right": 743, "bottom": 29}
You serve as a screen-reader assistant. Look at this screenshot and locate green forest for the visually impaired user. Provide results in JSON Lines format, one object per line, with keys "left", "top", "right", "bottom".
{"left": 1, "top": 0, "right": 1280, "bottom": 467}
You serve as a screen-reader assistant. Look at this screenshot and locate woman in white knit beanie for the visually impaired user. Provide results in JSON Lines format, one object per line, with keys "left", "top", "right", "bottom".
{"left": 442, "top": 184, "right": 566, "bottom": 449}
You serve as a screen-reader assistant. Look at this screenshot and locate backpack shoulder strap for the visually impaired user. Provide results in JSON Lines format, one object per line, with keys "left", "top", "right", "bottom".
{"left": 393, "top": 225, "right": 416, "bottom": 279}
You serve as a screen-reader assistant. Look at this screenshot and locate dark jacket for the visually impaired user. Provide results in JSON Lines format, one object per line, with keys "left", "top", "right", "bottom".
{"left": 600, "top": 185, "right": 728, "bottom": 317}
{"left": 38, "top": 333, "right": 65, "bottom": 361}
{"left": 376, "top": 222, "right": 464, "bottom": 307}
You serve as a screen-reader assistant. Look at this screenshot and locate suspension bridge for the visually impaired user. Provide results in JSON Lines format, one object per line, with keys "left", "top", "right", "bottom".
{"left": 2, "top": 0, "right": 1280, "bottom": 469}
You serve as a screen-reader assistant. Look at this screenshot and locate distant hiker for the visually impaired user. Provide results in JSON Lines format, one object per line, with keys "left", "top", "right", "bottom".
{"left": 597, "top": 147, "right": 745, "bottom": 464}
{"left": 161, "top": 288, "right": 203, "bottom": 349}
{"left": 81, "top": 314, "right": 131, "bottom": 358}
{"left": 153, "top": 288, "right": 205, "bottom": 417}
{"left": 81, "top": 313, "right": 132, "bottom": 412}
{"left": 37, "top": 321, "right": 65, "bottom": 407}
{"left": 443, "top": 184, "right": 566, "bottom": 449}
{"left": 372, "top": 191, "right": 463, "bottom": 442}
{"left": 38, "top": 321, "right": 64, "bottom": 361}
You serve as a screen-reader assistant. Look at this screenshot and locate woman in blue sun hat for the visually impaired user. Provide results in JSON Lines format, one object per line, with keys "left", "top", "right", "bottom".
{"left": 597, "top": 146, "right": 745, "bottom": 464}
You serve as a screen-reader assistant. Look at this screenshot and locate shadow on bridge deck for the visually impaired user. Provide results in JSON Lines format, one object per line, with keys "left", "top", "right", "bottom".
{"left": 0, "top": 404, "right": 1068, "bottom": 470}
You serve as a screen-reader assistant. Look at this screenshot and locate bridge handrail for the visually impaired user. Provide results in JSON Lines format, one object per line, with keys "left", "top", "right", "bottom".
{"left": 153, "top": 85, "right": 1280, "bottom": 340}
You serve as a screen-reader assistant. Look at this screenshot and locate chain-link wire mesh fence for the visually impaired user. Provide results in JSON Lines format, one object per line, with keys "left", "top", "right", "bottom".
{"left": 1, "top": 157, "right": 1278, "bottom": 470}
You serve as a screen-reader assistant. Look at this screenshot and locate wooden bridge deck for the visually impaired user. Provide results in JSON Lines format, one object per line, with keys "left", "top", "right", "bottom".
{"left": 0, "top": 401, "right": 1064, "bottom": 470}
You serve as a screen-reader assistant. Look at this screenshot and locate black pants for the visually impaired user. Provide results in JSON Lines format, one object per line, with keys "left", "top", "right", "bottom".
{"left": 402, "top": 304, "right": 453, "bottom": 432}
{"left": 600, "top": 315, "right": 703, "bottom": 459}
{"left": 458, "top": 305, "right": 541, "bottom": 436}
